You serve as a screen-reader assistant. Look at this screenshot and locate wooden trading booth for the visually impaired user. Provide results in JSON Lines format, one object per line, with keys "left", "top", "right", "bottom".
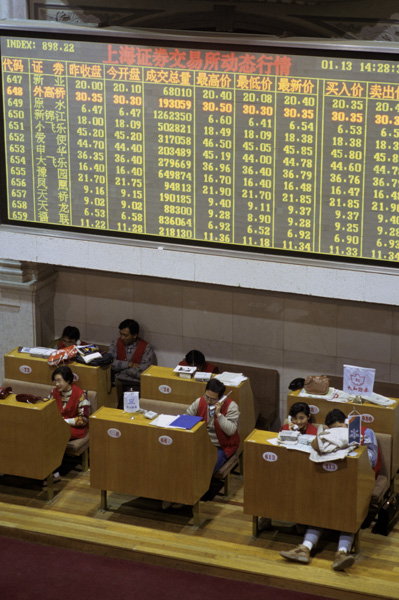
{"left": 90, "top": 407, "right": 217, "bottom": 526}
{"left": 0, "top": 394, "right": 70, "bottom": 501}
{"left": 244, "top": 430, "right": 375, "bottom": 536}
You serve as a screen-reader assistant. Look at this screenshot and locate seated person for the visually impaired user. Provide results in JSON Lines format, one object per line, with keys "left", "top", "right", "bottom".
{"left": 179, "top": 349, "right": 218, "bottom": 374}
{"left": 280, "top": 401, "right": 318, "bottom": 436}
{"left": 47, "top": 366, "right": 91, "bottom": 483}
{"left": 109, "top": 319, "right": 155, "bottom": 389}
{"left": 52, "top": 326, "right": 87, "bottom": 349}
{"left": 186, "top": 378, "right": 240, "bottom": 473}
{"left": 50, "top": 366, "right": 91, "bottom": 440}
{"left": 162, "top": 378, "right": 240, "bottom": 510}
{"left": 280, "top": 408, "right": 380, "bottom": 571}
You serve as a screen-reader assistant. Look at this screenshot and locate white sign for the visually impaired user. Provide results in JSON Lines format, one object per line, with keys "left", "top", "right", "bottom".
{"left": 19, "top": 365, "right": 32, "bottom": 375}
{"left": 158, "top": 435, "right": 173, "bottom": 446}
{"left": 107, "top": 428, "right": 122, "bottom": 439}
{"left": 123, "top": 390, "right": 140, "bottom": 412}
{"left": 309, "top": 404, "right": 319, "bottom": 414}
{"left": 158, "top": 384, "right": 172, "bottom": 394}
{"left": 343, "top": 364, "right": 375, "bottom": 396}
{"left": 323, "top": 462, "right": 338, "bottom": 472}
{"left": 262, "top": 451, "right": 278, "bottom": 462}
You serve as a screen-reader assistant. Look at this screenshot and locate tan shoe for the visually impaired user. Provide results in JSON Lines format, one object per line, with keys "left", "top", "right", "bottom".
{"left": 332, "top": 551, "right": 355, "bottom": 571}
{"left": 280, "top": 544, "right": 310, "bottom": 564}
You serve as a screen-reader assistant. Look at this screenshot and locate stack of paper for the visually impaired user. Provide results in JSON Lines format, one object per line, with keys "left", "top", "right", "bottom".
{"left": 194, "top": 371, "right": 212, "bottom": 382}
{"left": 28, "top": 347, "right": 54, "bottom": 358}
{"left": 216, "top": 371, "right": 247, "bottom": 386}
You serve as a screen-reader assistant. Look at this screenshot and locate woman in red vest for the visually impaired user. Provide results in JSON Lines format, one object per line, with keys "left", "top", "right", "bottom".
{"left": 51, "top": 366, "right": 90, "bottom": 440}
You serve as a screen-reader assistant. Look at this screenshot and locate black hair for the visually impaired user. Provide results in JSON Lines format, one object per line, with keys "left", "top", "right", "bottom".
{"left": 205, "top": 378, "right": 226, "bottom": 399}
{"left": 61, "top": 326, "right": 80, "bottom": 341}
{"left": 325, "top": 409, "right": 346, "bottom": 428}
{"left": 289, "top": 401, "right": 311, "bottom": 419}
{"left": 119, "top": 319, "right": 139, "bottom": 335}
{"left": 185, "top": 349, "right": 205, "bottom": 368}
{"left": 52, "top": 365, "right": 74, "bottom": 385}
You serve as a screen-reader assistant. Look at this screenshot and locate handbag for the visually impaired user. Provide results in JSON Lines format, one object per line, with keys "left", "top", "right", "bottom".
{"left": 48, "top": 345, "right": 78, "bottom": 366}
{"left": 304, "top": 375, "right": 329, "bottom": 395}
{"left": 372, "top": 492, "right": 399, "bottom": 536}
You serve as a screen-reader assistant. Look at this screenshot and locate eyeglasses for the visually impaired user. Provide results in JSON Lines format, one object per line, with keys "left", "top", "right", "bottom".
{"left": 205, "top": 394, "right": 218, "bottom": 403}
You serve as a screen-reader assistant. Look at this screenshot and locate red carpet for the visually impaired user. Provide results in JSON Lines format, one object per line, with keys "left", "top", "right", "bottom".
{"left": 0, "top": 536, "right": 333, "bottom": 600}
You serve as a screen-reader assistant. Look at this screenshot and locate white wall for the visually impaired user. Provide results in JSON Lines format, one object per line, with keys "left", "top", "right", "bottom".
{"left": 53, "top": 266, "right": 399, "bottom": 421}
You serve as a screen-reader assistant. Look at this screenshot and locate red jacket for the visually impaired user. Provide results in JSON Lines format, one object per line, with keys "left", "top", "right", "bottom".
{"left": 52, "top": 384, "right": 88, "bottom": 440}
{"left": 197, "top": 396, "right": 240, "bottom": 458}
{"left": 117, "top": 337, "right": 148, "bottom": 363}
{"left": 179, "top": 359, "right": 216, "bottom": 373}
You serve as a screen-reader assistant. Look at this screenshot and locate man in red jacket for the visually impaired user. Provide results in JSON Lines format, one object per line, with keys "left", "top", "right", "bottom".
{"left": 186, "top": 378, "right": 240, "bottom": 472}
{"left": 109, "top": 319, "right": 154, "bottom": 396}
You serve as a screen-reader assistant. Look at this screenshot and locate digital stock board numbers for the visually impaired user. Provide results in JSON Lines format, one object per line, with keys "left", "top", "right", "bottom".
{"left": 2, "top": 27, "right": 399, "bottom": 265}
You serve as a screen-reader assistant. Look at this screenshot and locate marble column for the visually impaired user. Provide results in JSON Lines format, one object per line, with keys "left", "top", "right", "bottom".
{"left": 0, "top": 0, "right": 28, "bottom": 19}
{"left": 0, "top": 260, "right": 57, "bottom": 381}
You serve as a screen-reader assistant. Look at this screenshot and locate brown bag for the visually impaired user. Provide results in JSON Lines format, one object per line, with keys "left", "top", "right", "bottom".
{"left": 304, "top": 375, "right": 329, "bottom": 395}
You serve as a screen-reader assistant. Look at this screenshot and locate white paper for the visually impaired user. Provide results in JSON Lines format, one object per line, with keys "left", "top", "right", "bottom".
{"left": 216, "top": 371, "right": 247, "bottom": 386}
{"left": 299, "top": 387, "right": 336, "bottom": 400}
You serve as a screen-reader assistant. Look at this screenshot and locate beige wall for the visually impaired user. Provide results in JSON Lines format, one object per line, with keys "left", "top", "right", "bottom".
{"left": 54, "top": 267, "right": 399, "bottom": 419}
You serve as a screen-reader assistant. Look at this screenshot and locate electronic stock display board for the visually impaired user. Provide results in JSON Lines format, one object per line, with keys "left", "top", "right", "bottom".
{"left": 2, "top": 24, "right": 399, "bottom": 266}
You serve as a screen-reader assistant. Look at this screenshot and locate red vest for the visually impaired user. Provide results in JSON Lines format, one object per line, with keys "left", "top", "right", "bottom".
{"left": 361, "top": 425, "right": 381, "bottom": 478}
{"left": 179, "top": 359, "right": 216, "bottom": 373}
{"left": 117, "top": 337, "right": 147, "bottom": 363}
{"left": 52, "top": 384, "right": 87, "bottom": 440}
{"left": 197, "top": 396, "right": 240, "bottom": 458}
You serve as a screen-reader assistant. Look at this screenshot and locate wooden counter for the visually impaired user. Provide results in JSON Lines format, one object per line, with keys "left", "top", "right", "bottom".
{"left": 0, "top": 394, "right": 70, "bottom": 493}
{"left": 141, "top": 365, "right": 256, "bottom": 451}
{"left": 4, "top": 347, "right": 116, "bottom": 408}
{"left": 244, "top": 430, "right": 375, "bottom": 534}
{"left": 287, "top": 389, "right": 399, "bottom": 477}
{"left": 89, "top": 407, "right": 217, "bottom": 525}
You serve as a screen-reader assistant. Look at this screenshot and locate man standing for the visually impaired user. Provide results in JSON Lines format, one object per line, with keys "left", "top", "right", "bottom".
{"left": 109, "top": 319, "right": 155, "bottom": 394}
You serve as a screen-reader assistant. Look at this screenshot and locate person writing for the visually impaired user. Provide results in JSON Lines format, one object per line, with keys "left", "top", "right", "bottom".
{"left": 109, "top": 319, "right": 155, "bottom": 391}
{"left": 280, "top": 408, "right": 380, "bottom": 571}
{"left": 52, "top": 326, "right": 87, "bottom": 349}
{"left": 179, "top": 350, "right": 218, "bottom": 374}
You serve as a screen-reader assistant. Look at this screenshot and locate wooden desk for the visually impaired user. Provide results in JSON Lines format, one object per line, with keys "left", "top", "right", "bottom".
{"left": 90, "top": 406, "right": 217, "bottom": 526}
{"left": 244, "top": 430, "right": 375, "bottom": 534}
{"left": 0, "top": 394, "right": 70, "bottom": 500}
{"left": 287, "top": 389, "right": 399, "bottom": 477}
{"left": 141, "top": 365, "right": 256, "bottom": 451}
{"left": 4, "top": 347, "right": 116, "bottom": 408}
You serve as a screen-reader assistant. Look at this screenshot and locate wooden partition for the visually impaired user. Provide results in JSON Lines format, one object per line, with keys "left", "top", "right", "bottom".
{"left": 287, "top": 389, "right": 399, "bottom": 477}
{"left": 4, "top": 347, "right": 116, "bottom": 408}
{"left": 0, "top": 394, "right": 70, "bottom": 481}
{"left": 141, "top": 365, "right": 256, "bottom": 452}
{"left": 90, "top": 407, "right": 217, "bottom": 525}
{"left": 244, "top": 430, "right": 375, "bottom": 534}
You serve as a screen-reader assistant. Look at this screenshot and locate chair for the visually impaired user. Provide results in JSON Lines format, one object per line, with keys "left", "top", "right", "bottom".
{"left": 212, "top": 450, "right": 240, "bottom": 497}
